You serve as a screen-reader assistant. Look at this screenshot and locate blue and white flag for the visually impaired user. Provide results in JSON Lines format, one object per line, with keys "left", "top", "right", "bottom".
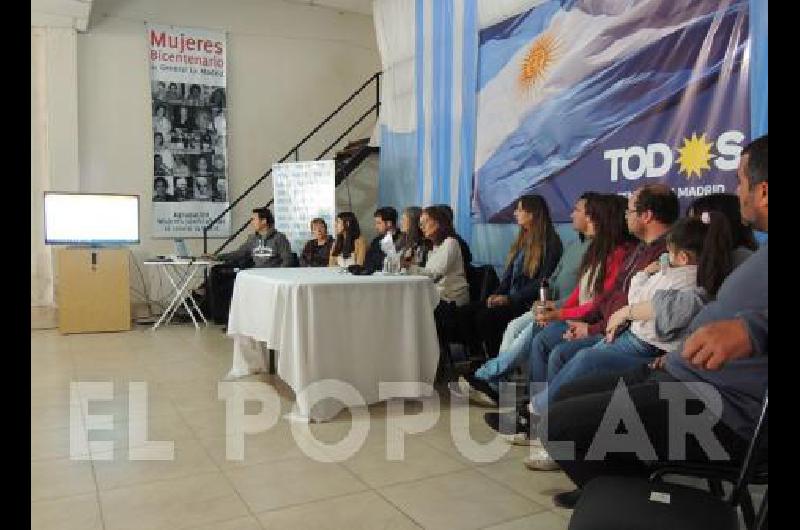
{"left": 474, "top": 0, "right": 751, "bottom": 222}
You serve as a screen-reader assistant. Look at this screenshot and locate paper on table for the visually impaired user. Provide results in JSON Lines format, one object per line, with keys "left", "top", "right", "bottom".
{"left": 380, "top": 231, "right": 398, "bottom": 258}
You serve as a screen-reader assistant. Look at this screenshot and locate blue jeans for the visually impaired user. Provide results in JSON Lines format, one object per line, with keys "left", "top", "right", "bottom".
{"left": 499, "top": 311, "right": 534, "bottom": 352}
{"left": 524, "top": 321, "right": 602, "bottom": 384}
{"left": 531, "top": 330, "right": 662, "bottom": 413}
{"left": 542, "top": 334, "right": 603, "bottom": 382}
{"left": 474, "top": 319, "right": 545, "bottom": 385}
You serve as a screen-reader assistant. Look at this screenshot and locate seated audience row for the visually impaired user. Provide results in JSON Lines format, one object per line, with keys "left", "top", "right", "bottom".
{"left": 204, "top": 135, "right": 767, "bottom": 518}
{"left": 462, "top": 191, "right": 634, "bottom": 400}
{"left": 476, "top": 136, "right": 767, "bottom": 512}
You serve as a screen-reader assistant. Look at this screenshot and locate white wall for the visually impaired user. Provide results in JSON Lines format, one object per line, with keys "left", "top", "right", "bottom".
{"left": 71, "top": 0, "right": 380, "bottom": 313}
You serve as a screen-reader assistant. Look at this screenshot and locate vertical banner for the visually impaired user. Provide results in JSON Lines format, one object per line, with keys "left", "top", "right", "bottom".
{"left": 272, "top": 161, "right": 336, "bottom": 253}
{"left": 147, "top": 24, "right": 230, "bottom": 238}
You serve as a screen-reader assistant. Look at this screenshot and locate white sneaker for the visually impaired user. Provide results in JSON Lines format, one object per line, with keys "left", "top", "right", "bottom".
{"left": 503, "top": 433, "right": 542, "bottom": 446}
{"left": 447, "top": 378, "right": 469, "bottom": 397}
{"left": 222, "top": 369, "right": 262, "bottom": 382}
{"left": 524, "top": 446, "right": 559, "bottom": 471}
{"left": 457, "top": 376, "right": 498, "bottom": 408}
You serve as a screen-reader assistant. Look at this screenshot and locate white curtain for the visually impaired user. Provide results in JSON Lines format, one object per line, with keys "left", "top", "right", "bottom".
{"left": 31, "top": 28, "right": 54, "bottom": 307}
{"left": 31, "top": 27, "right": 80, "bottom": 308}
{"left": 374, "top": 0, "right": 416, "bottom": 135}
{"left": 373, "top": 0, "right": 419, "bottom": 210}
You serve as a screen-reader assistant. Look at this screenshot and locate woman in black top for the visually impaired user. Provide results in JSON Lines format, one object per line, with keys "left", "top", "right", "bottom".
{"left": 300, "top": 218, "right": 334, "bottom": 267}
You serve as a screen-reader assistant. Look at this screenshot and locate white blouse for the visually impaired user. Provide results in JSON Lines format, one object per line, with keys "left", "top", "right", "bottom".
{"left": 408, "top": 237, "right": 469, "bottom": 306}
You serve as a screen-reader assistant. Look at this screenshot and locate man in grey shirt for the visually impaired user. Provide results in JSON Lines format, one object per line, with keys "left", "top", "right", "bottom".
{"left": 540, "top": 135, "right": 768, "bottom": 510}
{"left": 215, "top": 206, "right": 293, "bottom": 268}
{"left": 203, "top": 206, "right": 293, "bottom": 324}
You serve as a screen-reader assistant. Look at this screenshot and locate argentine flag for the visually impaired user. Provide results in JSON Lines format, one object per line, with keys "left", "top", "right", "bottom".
{"left": 474, "top": 0, "right": 749, "bottom": 221}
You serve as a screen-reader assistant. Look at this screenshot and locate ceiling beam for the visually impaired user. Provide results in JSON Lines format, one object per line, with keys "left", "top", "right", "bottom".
{"left": 31, "top": 0, "right": 93, "bottom": 31}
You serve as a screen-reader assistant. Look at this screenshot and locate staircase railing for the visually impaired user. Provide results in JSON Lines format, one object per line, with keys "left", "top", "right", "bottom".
{"left": 203, "top": 71, "right": 382, "bottom": 254}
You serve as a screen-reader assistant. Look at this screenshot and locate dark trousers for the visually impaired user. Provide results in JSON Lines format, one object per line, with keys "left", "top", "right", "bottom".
{"left": 457, "top": 300, "right": 528, "bottom": 359}
{"left": 434, "top": 300, "right": 460, "bottom": 342}
{"left": 541, "top": 366, "right": 751, "bottom": 489}
{"left": 433, "top": 300, "right": 467, "bottom": 382}
{"left": 206, "top": 264, "right": 238, "bottom": 324}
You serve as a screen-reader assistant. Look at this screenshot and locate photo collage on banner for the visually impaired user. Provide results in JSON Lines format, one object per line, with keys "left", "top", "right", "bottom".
{"left": 148, "top": 24, "right": 230, "bottom": 238}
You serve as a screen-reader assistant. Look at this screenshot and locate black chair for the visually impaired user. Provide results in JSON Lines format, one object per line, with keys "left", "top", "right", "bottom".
{"left": 435, "top": 264, "right": 499, "bottom": 383}
{"left": 647, "top": 456, "right": 768, "bottom": 528}
{"left": 466, "top": 264, "right": 500, "bottom": 304}
{"left": 463, "top": 263, "right": 500, "bottom": 362}
{"left": 288, "top": 252, "right": 300, "bottom": 267}
{"left": 568, "top": 390, "right": 768, "bottom": 530}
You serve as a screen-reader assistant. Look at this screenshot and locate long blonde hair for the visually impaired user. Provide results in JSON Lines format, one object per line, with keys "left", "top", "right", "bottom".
{"left": 506, "top": 195, "right": 559, "bottom": 277}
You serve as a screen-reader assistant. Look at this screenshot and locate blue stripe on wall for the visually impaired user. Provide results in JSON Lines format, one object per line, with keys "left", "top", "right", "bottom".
{"left": 431, "top": 0, "right": 454, "bottom": 206}
{"left": 430, "top": 0, "right": 441, "bottom": 205}
{"left": 458, "top": 0, "right": 477, "bottom": 244}
{"left": 442, "top": 0, "right": 454, "bottom": 205}
{"left": 415, "top": 0, "right": 425, "bottom": 205}
{"left": 750, "top": 0, "right": 767, "bottom": 136}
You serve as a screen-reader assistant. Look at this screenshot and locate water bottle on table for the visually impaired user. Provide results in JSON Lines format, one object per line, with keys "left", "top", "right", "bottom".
{"left": 659, "top": 252, "right": 670, "bottom": 275}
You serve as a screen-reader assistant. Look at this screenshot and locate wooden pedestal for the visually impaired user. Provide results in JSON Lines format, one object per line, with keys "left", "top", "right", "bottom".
{"left": 57, "top": 248, "right": 131, "bottom": 334}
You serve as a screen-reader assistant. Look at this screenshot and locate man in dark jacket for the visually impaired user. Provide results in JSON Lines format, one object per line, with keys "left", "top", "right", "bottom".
{"left": 362, "top": 206, "right": 402, "bottom": 274}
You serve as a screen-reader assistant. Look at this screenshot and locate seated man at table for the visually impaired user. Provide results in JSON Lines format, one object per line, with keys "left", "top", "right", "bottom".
{"left": 203, "top": 206, "right": 293, "bottom": 324}
{"left": 360, "top": 206, "right": 402, "bottom": 274}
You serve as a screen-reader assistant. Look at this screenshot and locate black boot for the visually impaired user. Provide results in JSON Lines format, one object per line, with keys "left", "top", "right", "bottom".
{"left": 484, "top": 403, "right": 535, "bottom": 435}
{"left": 553, "top": 488, "right": 582, "bottom": 509}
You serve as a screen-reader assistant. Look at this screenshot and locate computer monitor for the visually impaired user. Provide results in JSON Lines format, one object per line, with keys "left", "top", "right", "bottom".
{"left": 44, "top": 192, "right": 140, "bottom": 246}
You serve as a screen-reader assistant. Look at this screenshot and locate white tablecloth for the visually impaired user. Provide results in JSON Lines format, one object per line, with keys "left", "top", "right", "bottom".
{"left": 227, "top": 268, "right": 441, "bottom": 421}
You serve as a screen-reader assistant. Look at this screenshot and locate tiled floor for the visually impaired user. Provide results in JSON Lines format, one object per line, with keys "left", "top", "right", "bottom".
{"left": 31, "top": 326, "right": 573, "bottom": 530}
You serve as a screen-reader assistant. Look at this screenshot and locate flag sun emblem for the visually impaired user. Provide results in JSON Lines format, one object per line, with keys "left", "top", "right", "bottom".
{"left": 676, "top": 133, "right": 714, "bottom": 179}
{"left": 519, "top": 32, "right": 558, "bottom": 93}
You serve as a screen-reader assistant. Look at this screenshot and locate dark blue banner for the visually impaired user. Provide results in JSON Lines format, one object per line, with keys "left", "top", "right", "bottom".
{"left": 473, "top": 0, "right": 750, "bottom": 222}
